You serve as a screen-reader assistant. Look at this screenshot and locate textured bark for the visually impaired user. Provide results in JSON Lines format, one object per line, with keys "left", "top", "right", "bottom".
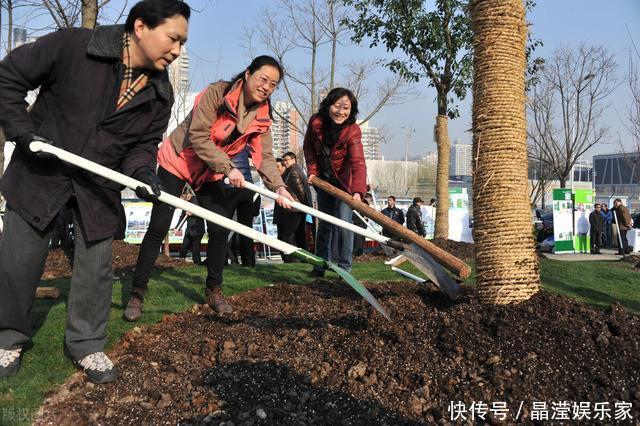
{"left": 470, "top": 0, "right": 540, "bottom": 304}
{"left": 81, "top": 0, "right": 98, "bottom": 29}
{"left": 434, "top": 115, "right": 450, "bottom": 239}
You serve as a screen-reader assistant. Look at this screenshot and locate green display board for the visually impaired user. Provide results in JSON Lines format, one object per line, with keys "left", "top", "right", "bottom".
{"left": 552, "top": 189, "right": 574, "bottom": 253}
{"left": 573, "top": 189, "right": 594, "bottom": 253}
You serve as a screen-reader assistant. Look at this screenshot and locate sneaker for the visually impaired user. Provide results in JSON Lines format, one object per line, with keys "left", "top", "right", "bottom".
{"left": 205, "top": 287, "right": 233, "bottom": 313}
{"left": 0, "top": 348, "right": 22, "bottom": 378}
{"left": 76, "top": 352, "right": 117, "bottom": 384}
{"left": 123, "top": 295, "right": 144, "bottom": 322}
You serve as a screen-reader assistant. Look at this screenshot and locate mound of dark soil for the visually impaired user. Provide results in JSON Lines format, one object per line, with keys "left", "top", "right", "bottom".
{"left": 34, "top": 281, "right": 639, "bottom": 425}
{"left": 42, "top": 241, "right": 189, "bottom": 280}
{"left": 430, "top": 238, "right": 475, "bottom": 261}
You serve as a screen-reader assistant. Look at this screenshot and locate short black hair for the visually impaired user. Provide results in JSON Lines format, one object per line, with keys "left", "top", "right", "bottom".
{"left": 430, "top": 198, "right": 436, "bottom": 204}
{"left": 283, "top": 151, "right": 297, "bottom": 161}
{"left": 276, "top": 158, "right": 285, "bottom": 167}
{"left": 594, "top": 203, "right": 601, "bottom": 207}
{"left": 125, "top": 0, "right": 191, "bottom": 32}
{"left": 387, "top": 195, "right": 396, "bottom": 201}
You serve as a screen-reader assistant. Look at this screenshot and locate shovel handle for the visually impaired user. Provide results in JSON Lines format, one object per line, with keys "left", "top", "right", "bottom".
{"left": 240, "top": 180, "right": 393, "bottom": 245}
{"left": 310, "top": 176, "right": 471, "bottom": 279}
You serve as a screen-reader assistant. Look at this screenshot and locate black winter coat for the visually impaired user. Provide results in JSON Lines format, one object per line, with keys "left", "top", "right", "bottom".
{"left": 406, "top": 204, "right": 426, "bottom": 237}
{"left": 0, "top": 25, "right": 173, "bottom": 241}
{"left": 589, "top": 211, "right": 604, "bottom": 232}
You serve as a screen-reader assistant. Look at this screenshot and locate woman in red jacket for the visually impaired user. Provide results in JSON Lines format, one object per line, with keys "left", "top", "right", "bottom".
{"left": 124, "top": 56, "right": 293, "bottom": 320}
{"left": 303, "top": 88, "right": 367, "bottom": 276}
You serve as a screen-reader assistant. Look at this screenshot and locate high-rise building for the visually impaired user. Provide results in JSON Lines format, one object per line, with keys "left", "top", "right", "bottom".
{"left": 449, "top": 139, "right": 472, "bottom": 177}
{"left": 13, "top": 28, "right": 27, "bottom": 49}
{"left": 272, "top": 101, "right": 299, "bottom": 156}
{"left": 423, "top": 151, "right": 438, "bottom": 168}
{"left": 359, "top": 121, "right": 382, "bottom": 160}
{"left": 167, "top": 46, "right": 190, "bottom": 95}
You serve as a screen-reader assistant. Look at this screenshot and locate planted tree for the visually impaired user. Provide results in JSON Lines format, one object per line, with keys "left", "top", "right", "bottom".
{"left": 345, "top": 0, "right": 473, "bottom": 239}
{"left": 470, "top": 0, "right": 540, "bottom": 303}
{"left": 528, "top": 44, "right": 617, "bottom": 188}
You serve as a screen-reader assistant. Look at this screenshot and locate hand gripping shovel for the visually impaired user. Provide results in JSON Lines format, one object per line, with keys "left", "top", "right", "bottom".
{"left": 28, "top": 142, "right": 390, "bottom": 320}
{"left": 240, "top": 180, "right": 463, "bottom": 299}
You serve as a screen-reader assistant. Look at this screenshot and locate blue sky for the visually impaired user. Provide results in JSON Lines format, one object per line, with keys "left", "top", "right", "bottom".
{"left": 3, "top": 0, "right": 639, "bottom": 160}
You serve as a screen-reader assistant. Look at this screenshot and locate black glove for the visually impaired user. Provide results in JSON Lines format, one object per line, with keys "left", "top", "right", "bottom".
{"left": 133, "top": 167, "right": 163, "bottom": 203}
{"left": 14, "top": 133, "right": 58, "bottom": 160}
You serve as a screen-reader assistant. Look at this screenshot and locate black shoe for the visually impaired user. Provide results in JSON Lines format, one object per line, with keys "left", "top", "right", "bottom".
{"left": 75, "top": 352, "right": 117, "bottom": 384}
{"left": 309, "top": 269, "right": 325, "bottom": 278}
{"left": 0, "top": 348, "right": 22, "bottom": 378}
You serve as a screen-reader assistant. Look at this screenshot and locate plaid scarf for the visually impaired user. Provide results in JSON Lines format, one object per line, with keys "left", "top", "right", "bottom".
{"left": 116, "top": 32, "right": 150, "bottom": 110}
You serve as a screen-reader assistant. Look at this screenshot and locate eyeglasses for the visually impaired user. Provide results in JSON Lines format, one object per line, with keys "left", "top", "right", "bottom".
{"left": 253, "top": 73, "right": 279, "bottom": 91}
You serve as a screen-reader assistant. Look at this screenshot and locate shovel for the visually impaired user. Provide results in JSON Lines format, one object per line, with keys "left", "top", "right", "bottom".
{"left": 28, "top": 142, "right": 390, "bottom": 320}
{"left": 240, "top": 180, "right": 463, "bottom": 299}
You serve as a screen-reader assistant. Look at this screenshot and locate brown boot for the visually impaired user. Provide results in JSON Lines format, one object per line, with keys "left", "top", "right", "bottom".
{"left": 205, "top": 287, "right": 232, "bottom": 313}
{"left": 123, "top": 295, "right": 144, "bottom": 322}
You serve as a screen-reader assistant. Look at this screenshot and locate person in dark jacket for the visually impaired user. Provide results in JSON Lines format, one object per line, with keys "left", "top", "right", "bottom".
{"left": 600, "top": 203, "right": 613, "bottom": 247}
{"left": 178, "top": 193, "right": 205, "bottom": 265}
{"left": 352, "top": 200, "right": 369, "bottom": 256}
{"left": 303, "top": 88, "right": 367, "bottom": 276}
{"left": 284, "top": 151, "right": 311, "bottom": 250}
{"left": 380, "top": 195, "right": 404, "bottom": 237}
{"left": 0, "top": 0, "right": 190, "bottom": 383}
{"left": 276, "top": 152, "right": 311, "bottom": 262}
{"left": 612, "top": 198, "right": 633, "bottom": 255}
{"left": 406, "top": 197, "right": 426, "bottom": 237}
{"left": 589, "top": 203, "right": 605, "bottom": 254}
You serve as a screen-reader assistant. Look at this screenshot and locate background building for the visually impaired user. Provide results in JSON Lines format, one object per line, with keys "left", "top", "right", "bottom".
{"left": 449, "top": 139, "right": 472, "bottom": 177}
{"left": 272, "top": 101, "right": 299, "bottom": 157}
{"left": 593, "top": 152, "right": 639, "bottom": 211}
{"left": 359, "top": 121, "right": 382, "bottom": 160}
{"left": 167, "top": 46, "right": 191, "bottom": 95}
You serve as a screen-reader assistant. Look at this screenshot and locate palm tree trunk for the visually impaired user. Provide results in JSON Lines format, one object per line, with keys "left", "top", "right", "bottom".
{"left": 470, "top": 0, "right": 540, "bottom": 304}
{"left": 434, "top": 114, "right": 450, "bottom": 239}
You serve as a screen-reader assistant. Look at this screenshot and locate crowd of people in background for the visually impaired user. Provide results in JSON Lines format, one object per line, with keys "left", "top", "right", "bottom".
{"left": 588, "top": 199, "right": 634, "bottom": 255}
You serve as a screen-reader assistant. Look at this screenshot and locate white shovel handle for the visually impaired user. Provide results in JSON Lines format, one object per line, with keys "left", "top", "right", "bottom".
{"left": 241, "top": 180, "right": 390, "bottom": 245}
{"left": 29, "top": 142, "right": 299, "bottom": 255}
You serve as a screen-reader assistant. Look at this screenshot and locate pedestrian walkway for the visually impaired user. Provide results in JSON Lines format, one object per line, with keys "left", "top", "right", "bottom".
{"left": 542, "top": 248, "right": 631, "bottom": 262}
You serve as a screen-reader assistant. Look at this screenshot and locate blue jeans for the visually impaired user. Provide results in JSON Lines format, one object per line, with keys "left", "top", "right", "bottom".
{"left": 314, "top": 189, "right": 354, "bottom": 272}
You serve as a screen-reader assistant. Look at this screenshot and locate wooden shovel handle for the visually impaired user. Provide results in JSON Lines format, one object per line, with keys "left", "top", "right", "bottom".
{"left": 310, "top": 176, "right": 471, "bottom": 279}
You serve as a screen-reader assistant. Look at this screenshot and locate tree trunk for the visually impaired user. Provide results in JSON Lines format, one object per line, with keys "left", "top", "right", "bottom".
{"left": 470, "top": 0, "right": 540, "bottom": 304}
{"left": 81, "top": 0, "right": 98, "bottom": 29}
{"left": 434, "top": 114, "right": 450, "bottom": 239}
{"left": 559, "top": 178, "right": 566, "bottom": 188}
{"left": 0, "top": 127, "right": 5, "bottom": 178}
{"left": 7, "top": 0, "right": 12, "bottom": 52}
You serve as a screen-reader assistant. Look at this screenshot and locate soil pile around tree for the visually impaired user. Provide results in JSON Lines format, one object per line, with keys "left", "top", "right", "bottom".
{"left": 42, "top": 241, "right": 189, "bottom": 280}
{"left": 34, "top": 281, "right": 639, "bottom": 425}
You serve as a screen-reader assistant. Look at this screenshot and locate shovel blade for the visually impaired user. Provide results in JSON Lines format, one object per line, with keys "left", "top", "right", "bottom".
{"left": 291, "top": 249, "right": 391, "bottom": 320}
{"left": 400, "top": 244, "right": 462, "bottom": 300}
{"left": 326, "top": 262, "right": 391, "bottom": 320}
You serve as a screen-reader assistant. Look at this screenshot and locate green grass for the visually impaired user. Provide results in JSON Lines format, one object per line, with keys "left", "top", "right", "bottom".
{"left": 0, "top": 257, "right": 638, "bottom": 423}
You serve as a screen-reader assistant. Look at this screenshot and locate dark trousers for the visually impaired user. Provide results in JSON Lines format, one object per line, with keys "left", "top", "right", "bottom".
{"left": 277, "top": 212, "right": 304, "bottom": 262}
{"left": 131, "top": 167, "right": 187, "bottom": 299}
{"left": 236, "top": 202, "right": 256, "bottom": 267}
{"left": 179, "top": 233, "right": 203, "bottom": 264}
{"left": 590, "top": 229, "right": 602, "bottom": 253}
{"left": 618, "top": 229, "right": 630, "bottom": 254}
{"left": 196, "top": 181, "right": 254, "bottom": 287}
{"left": 295, "top": 217, "right": 308, "bottom": 250}
{"left": 0, "top": 205, "right": 113, "bottom": 360}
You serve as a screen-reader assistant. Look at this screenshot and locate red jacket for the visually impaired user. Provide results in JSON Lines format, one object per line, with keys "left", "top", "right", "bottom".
{"left": 303, "top": 114, "right": 367, "bottom": 196}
